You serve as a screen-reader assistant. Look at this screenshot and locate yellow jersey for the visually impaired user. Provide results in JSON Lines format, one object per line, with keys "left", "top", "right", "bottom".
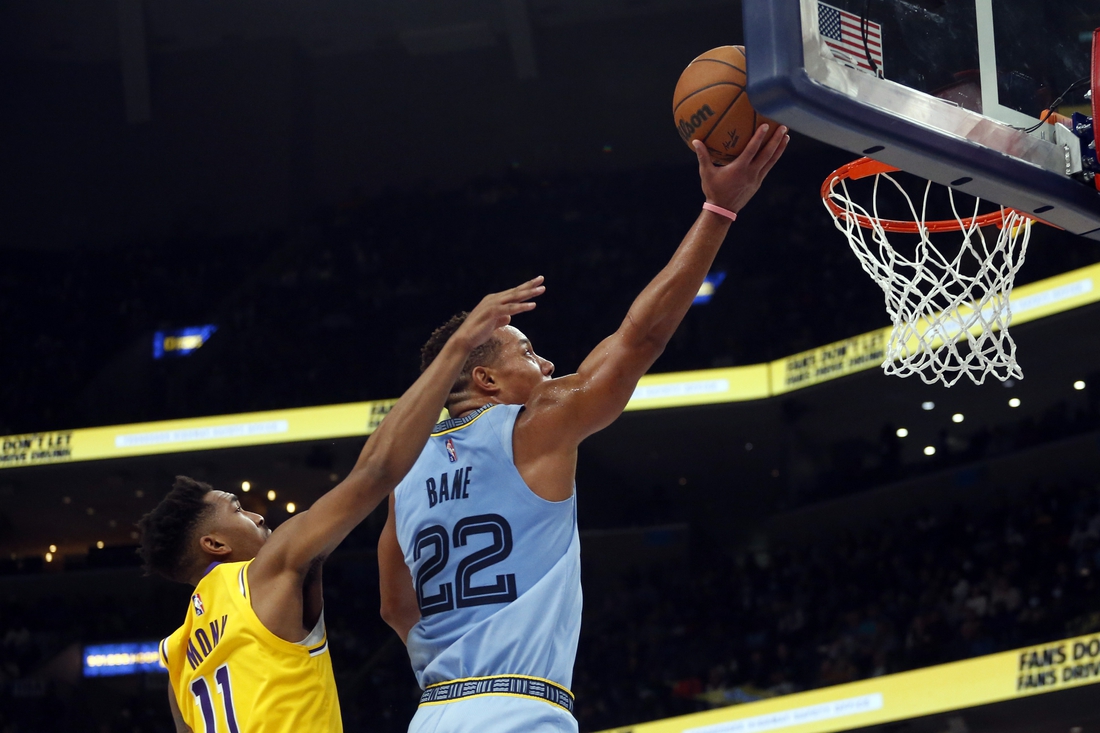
{"left": 159, "top": 560, "right": 343, "bottom": 733}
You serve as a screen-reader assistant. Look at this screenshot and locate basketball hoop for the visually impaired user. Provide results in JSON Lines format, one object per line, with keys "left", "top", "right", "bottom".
{"left": 821, "top": 157, "right": 1037, "bottom": 387}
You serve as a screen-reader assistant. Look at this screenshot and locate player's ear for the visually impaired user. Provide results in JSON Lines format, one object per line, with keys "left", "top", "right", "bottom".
{"left": 470, "top": 365, "right": 499, "bottom": 395}
{"left": 199, "top": 533, "right": 233, "bottom": 558}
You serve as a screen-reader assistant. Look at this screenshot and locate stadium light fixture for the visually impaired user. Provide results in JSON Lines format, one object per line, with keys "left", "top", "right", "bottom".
{"left": 1008, "top": 398, "right": 1021, "bottom": 408}
{"left": 896, "top": 428, "right": 908, "bottom": 437}
{"left": 923, "top": 446, "right": 936, "bottom": 456}
{"left": 952, "top": 413, "right": 964, "bottom": 423}
{"left": 1074, "top": 380, "right": 1086, "bottom": 391}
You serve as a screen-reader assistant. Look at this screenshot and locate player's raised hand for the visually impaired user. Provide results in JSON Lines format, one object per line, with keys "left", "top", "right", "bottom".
{"left": 693, "top": 123, "right": 789, "bottom": 215}
{"left": 453, "top": 276, "right": 546, "bottom": 350}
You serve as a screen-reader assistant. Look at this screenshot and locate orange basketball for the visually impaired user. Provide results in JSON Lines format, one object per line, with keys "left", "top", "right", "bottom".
{"left": 672, "top": 45, "right": 776, "bottom": 164}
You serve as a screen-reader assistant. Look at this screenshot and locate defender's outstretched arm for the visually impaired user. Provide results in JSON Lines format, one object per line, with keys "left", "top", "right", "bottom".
{"left": 251, "top": 277, "right": 545, "bottom": 582}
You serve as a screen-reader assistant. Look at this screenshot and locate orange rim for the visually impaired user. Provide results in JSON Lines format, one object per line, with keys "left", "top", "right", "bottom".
{"left": 821, "top": 157, "right": 1032, "bottom": 233}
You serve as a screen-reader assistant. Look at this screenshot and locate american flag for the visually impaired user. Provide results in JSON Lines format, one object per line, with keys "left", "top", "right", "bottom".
{"left": 818, "top": 1, "right": 884, "bottom": 76}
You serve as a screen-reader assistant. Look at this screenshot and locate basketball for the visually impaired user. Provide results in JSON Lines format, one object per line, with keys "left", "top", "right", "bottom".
{"left": 672, "top": 45, "right": 775, "bottom": 164}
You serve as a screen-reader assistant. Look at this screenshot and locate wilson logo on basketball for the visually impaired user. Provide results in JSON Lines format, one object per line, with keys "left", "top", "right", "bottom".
{"left": 676, "top": 104, "right": 716, "bottom": 142}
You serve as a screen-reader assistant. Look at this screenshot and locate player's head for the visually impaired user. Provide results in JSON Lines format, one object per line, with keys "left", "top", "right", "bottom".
{"left": 421, "top": 312, "right": 554, "bottom": 410}
{"left": 137, "top": 476, "right": 270, "bottom": 585}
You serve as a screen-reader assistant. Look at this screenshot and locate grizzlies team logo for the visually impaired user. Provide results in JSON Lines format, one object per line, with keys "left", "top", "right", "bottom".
{"left": 446, "top": 438, "right": 458, "bottom": 463}
{"left": 192, "top": 593, "right": 205, "bottom": 617}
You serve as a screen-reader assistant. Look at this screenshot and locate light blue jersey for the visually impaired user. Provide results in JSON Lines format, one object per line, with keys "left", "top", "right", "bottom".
{"left": 393, "top": 403, "right": 582, "bottom": 704}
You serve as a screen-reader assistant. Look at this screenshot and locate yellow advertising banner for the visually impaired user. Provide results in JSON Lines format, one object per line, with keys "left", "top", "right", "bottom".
{"left": 770, "top": 329, "right": 891, "bottom": 394}
{"left": 597, "top": 633, "right": 1100, "bottom": 733}
{"left": 770, "top": 262, "right": 1100, "bottom": 395}
{"left": 3, "top": 262, "right": 1099, "bottom": 469}
{"left": 0, "top": 400, "right": 399, "bottom": 470}
{"left": 623, "top": 365, "right": 770, "bottom": 412}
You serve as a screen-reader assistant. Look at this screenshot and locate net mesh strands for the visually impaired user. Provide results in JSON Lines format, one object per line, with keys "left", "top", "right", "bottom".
{"left": 822, "top": 158, "right": 1033, "bottom": 387}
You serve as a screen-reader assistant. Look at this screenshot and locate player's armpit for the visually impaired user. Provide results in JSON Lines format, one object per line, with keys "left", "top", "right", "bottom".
{"left": 378, "top": 495, "right": 420, "bottom": 643}
{"left": 168, "top": 685, "right": 192, "bottom": 733}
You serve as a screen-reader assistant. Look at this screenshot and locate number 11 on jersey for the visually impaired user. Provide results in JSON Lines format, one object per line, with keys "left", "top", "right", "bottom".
{"left": 190, "top": 663, "right": 240, "bottom": 733}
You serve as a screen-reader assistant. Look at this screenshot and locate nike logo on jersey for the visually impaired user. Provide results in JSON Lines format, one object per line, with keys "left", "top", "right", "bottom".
{"left": 426, "top": 466, "right": 472, "bottom": 508}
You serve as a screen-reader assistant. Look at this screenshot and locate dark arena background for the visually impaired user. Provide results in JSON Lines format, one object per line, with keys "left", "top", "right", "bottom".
{"left": 3, "top": 1, "right": 1100, "bottom": 732}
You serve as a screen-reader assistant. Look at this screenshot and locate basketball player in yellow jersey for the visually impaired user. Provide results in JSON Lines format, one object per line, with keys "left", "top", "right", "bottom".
{"left": 137, "top": 277, "right": 546, "bottom": 733}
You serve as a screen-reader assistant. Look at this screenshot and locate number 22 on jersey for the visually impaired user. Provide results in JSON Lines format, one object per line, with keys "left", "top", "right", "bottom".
{"left": 415, "top": 513, "right": 518, "bottom": 615}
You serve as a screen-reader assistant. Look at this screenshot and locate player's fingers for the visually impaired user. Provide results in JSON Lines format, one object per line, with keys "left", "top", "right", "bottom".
{"left": 482, "top": 301, "right": 537, "bottom": 331}
{"left": 506, "top": 285, "right": 545, "bottom": 305}
{"left": 493, "top": 302, "right": 537, "bottom": 322}
{"left": 758, "top": 134, "right": 790, "bottom": 178}
{"left": 736, "top": 124, "right": 771, "bottom": 165}
{"left": 516, "top": 275, "right": 545, "bottom": 290}
{"left": 493, "top": 300, "right": 536, "bottom": 327}
{"left": 751, "top": 125, "right": 786, "bottom": 169}
{"left": 691, "top": 140, "right": 713, "bottom": 172}
{"left": 501, "top": 276, "right": 545, "bottom": 301}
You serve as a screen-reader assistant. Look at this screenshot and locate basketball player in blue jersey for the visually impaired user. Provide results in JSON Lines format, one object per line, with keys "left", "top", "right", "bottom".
{"left": 378, "top": 125, "right": 790, "bottom": 731}
{"left": 136, "top": 277, "right": 545, "bottom": 733}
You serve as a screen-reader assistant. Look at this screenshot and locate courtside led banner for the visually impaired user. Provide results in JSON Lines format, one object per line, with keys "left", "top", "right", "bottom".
{"left": 0, "top": 400, "right": 398, "bottom": 469}
{"left": 84, "top": 642, "right": 165, "bottom": 677}
{"left": 3, "top": 263, "right": 1099, "bottom": 469}
{"left": 153, "top": 325, "right": 217, "bottom": 359}
{"left": 596, "top": 633, "right": 1100, "bottom": 733}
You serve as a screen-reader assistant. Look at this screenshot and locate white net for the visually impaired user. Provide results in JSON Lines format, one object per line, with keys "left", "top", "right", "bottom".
{"left": 823, "top": 164, "right": 1033, "bottom": 387}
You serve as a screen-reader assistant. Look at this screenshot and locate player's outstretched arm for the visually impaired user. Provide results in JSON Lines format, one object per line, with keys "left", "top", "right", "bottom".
{"left": 249, "top": 278, "right": 545, "bottom": 585}
{"left": 517, "top": 126, "right": 787, "bottom": 481}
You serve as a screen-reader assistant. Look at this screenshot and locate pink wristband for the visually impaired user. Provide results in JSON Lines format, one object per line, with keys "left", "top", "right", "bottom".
{"left": 702, "top": 202, "right": 737, "bottom": 221}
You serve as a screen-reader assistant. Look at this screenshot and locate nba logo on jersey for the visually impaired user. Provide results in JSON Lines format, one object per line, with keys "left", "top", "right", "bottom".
{"left": 445, "top": 438, "right": 457, "bottom": 463}
{"left": 192, "top": 593, "right": 205, "bottom": 617}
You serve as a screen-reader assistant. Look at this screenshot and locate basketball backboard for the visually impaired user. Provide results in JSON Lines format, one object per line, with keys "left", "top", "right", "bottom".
{"left": 743, "top": 0, "right": 1100, "bottom": 240}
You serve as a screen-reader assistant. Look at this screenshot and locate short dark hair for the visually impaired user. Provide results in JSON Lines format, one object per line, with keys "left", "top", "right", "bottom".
{"left": 137, "top": 476, "right": 216, "bottom": 583}
{"left": 420, "top": 312, "right": 502, "bottom": 400}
